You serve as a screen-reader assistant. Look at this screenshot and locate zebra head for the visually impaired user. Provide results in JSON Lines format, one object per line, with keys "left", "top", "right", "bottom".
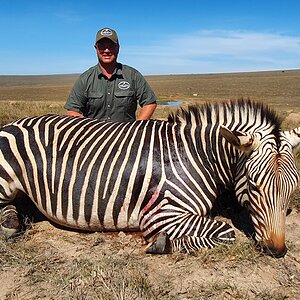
{"left": 220, "top": 125, "right": 300, "bottom": 258}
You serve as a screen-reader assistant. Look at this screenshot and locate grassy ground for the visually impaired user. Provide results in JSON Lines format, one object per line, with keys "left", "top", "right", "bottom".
{"left": 0, "top": 70, "right": 300, "bottom": 299}
{"left": 1, "top": 216, "right": 300, "bottom": 299}
{"left": 0, "top": 69, "right": 300, "bottom": 126}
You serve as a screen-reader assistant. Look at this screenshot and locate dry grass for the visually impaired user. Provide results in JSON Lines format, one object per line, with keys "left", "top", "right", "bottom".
{"left": 0, "top": 70, "right": 300, "bottom": 299}
{"left": 1, "top": 69, "right": 300, "bottom": 126}
{"left": 1, "top": 223, "right": 299, "bottom": 299}
{"left": 0, "top": 234, "right": 155, "bottom": 299}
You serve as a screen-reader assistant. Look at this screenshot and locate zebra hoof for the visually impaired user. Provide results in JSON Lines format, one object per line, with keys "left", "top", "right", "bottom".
{"left": 145, "top": 231, "right": 171, "bottom": 254}
{"left": 0, "top": 205, "right": 20, "bottom": 238}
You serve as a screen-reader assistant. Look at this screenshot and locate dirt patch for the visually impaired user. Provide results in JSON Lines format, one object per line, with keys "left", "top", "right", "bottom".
{"left": 1, "top": 209, "right": 300, "bottom": 299}
{"left": 282, "top": 112, "right": 300, "bottom": 129}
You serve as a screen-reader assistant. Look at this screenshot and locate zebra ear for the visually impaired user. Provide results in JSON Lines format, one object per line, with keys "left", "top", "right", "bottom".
{"left": 219, "top": 125, "right": 260, "bottom": 154}
{"left": 283, "top": 127, "right": 300, "bottom": 150}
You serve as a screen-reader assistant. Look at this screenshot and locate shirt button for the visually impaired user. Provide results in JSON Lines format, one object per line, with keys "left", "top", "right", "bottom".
{"left": 108, "top": 92, "right": 111, "bottom": 95}
{"left": 108, "top": 104, "right": 111, "bottom": 108}
{"left": 107, "top": 117, "right": 111, "bottom": 120}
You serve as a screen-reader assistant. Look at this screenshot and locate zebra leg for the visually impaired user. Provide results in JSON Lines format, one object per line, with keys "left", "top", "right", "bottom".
{"left": 0, "top": 205, "right": 20, "bottom": 238}
{"left": 145, "top": 231, "right": 171, "bottom": 254}
{"left": 145, "top": 216, "right": 235, "bottom": 254}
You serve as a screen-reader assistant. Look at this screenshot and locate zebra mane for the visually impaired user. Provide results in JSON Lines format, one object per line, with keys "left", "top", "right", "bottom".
{"left": 168, "top": 99, "right": 281, "bottom": 136}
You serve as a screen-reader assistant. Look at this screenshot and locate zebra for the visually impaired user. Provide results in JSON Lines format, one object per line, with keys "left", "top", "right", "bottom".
{"left": 0, "top": 99, "right": 299, "bottom": 257}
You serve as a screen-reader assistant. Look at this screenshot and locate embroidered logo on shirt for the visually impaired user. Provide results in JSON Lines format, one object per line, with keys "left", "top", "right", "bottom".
{"left": 118, "top": 81, "right": 130, "bottom": 90}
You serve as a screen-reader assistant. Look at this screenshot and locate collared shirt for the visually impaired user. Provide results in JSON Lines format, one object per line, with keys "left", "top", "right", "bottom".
{"left": 64, "top": 63, "right": 157, "bottom": 122}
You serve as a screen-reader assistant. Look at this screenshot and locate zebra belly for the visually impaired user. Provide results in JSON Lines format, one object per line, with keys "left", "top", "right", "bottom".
{"left": 31, "top": 195, "right": 141, "bottom": 232}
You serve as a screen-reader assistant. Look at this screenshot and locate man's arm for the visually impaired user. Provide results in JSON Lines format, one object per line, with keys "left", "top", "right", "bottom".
{"left": 137, "top": 103, "right": 157, "bottom": 120}
{"left": 64, "top": 75, "right": 87, "bottom": 117}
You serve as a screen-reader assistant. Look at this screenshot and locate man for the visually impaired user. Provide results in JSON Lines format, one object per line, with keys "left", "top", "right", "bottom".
{"left": 64, "top": 27, "right": 157, "bottom": 122}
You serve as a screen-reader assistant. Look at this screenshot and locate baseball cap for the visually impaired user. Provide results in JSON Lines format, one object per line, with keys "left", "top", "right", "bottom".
{"left": 95, "top": 28, "right": 119, "bottom": 44}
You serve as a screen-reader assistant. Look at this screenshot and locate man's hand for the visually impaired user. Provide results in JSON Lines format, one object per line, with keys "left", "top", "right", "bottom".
{"left": 66, "top": 110, "right": 84, "bottom": 117}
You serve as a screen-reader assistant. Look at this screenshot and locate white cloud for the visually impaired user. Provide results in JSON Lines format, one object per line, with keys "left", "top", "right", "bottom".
{"left": 120, "top": 30, "right": 300, "bottom": 75}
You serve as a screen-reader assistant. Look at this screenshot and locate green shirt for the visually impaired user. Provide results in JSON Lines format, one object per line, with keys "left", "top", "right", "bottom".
{"left": 64, "top": 63, "right": 157, "bottom": 122}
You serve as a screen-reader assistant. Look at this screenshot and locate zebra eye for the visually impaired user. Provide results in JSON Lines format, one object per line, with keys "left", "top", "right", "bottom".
{"left": 244, "top": 200, "right": 251, "bottom": 208}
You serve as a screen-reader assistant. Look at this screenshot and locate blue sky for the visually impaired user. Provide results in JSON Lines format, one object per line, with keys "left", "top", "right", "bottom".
{"left": 1, "top": 0, "right": 300, "bottom": 75}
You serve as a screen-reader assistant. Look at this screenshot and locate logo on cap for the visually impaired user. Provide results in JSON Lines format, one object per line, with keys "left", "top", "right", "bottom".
{"left": 118, "top": 81, "right": 130, "bottom": 90}
{"left": 101, "top": 28, "right": 113, "bottom": 36}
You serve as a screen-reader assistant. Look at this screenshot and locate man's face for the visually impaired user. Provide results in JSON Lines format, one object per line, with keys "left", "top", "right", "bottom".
{"left": 95, "top": 38, "right": 119, "bottom": 65}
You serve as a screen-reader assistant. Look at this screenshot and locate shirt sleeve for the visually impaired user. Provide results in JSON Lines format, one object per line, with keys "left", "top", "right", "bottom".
{"left": 64, "top": 76, "right": 87, "bottom": 113}
{"left": 134, "top": 71, "right": 157, "bottom": 107}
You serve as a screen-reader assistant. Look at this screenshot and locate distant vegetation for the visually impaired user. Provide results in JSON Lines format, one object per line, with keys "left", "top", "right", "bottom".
{"left": 0, "top": 69, "right": 300, "bottom": 127}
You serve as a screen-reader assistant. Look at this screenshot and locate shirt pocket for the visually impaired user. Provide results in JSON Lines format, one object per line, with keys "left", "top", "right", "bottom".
{"left": 114, "top": 90, "right": 135, "bottom": 109}
{"left": 86, "top": 91, "right": 105, "bottom": 115}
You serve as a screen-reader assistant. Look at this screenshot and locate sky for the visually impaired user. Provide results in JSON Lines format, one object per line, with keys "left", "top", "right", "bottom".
{"left": 1, "top": 0, "right": 300, "bottom": 76}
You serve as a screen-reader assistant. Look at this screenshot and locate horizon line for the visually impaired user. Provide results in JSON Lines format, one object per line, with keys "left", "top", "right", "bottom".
{"left": 0, "top": 68, "right": 299, "bottom": 77}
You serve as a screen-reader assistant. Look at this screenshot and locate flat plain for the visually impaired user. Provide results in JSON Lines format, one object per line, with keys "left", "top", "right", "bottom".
{"left": 0, "top": 69, "right": 300, "bottom": 299}
{"left": 0, "top": 69, "right": 300, "bottom": 125}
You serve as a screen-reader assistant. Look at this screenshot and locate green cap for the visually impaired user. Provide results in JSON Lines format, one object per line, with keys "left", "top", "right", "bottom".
{"left": 95, "top": 28, "right": 119, "bottom": 44}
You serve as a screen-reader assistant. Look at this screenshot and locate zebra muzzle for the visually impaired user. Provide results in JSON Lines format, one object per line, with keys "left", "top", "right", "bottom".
{"left": 257, "top": 240, "right": 287, "bottom": 258}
